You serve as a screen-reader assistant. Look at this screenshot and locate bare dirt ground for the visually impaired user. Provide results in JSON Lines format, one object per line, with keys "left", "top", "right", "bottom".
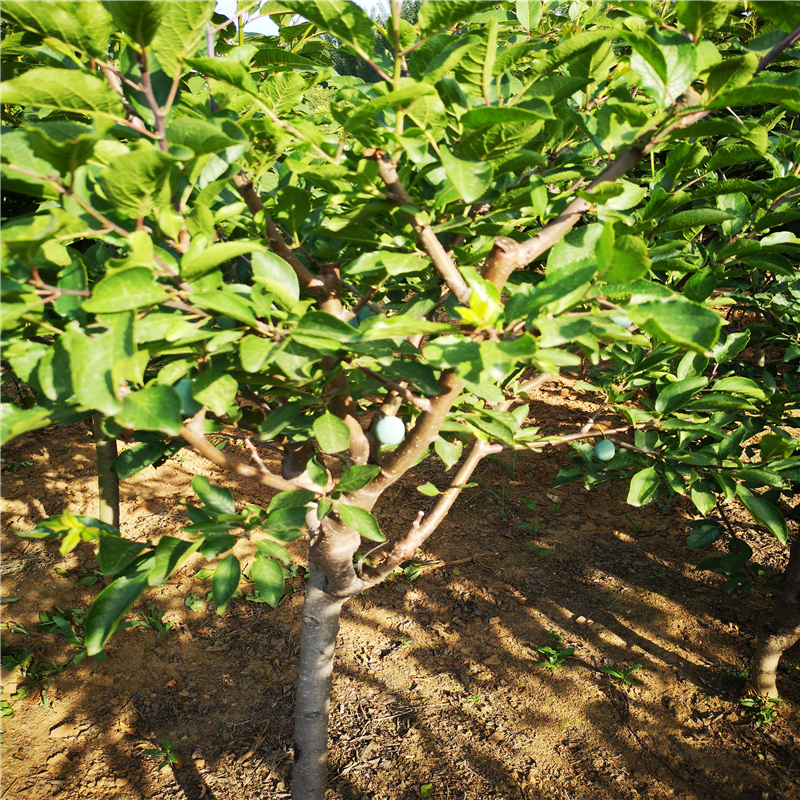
{"left": 2, "top": 380, "right": 799, "bottom": 800}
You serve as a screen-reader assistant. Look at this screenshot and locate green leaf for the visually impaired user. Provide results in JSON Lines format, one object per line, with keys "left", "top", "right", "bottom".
{"left": 690, "top": 482, "right": 716, "bottom": 516}
{"left": 63, "top": 326, "right": 121, "bottom": 416}
{"left": 627, "top": 467, "right": 660, "bottom": 507}
{"left": 113, "top": 441, "right": 168, "bottom": 480}
{"left": 148, "top": 536, "right": 202, "bottom": 585}
{"left": 181, "top": 242, "right": 267, "bottom": 281}
{"left": 104, "top": 0, "right": 165, "bottom": 46}
{"left": 712, "top": 377, "right": 767, "bottom": 400}
{"left": 85, "top": 557, "right": 152, "bottom": 655}
{"left": 192, "top": 476, "right": 236, "bottom": 515}
{"left": 150, "top": 0, "right": 215, "bottom": 77}
{"left": 211, "top": 553, "right": 241, "bottom": 610}
{"left": 307, "top": 457, "right": 328, "bottom": 489}
{"left": 736, "top": 486, "right": 788, "bottom": 544}
{"left": 99, "top": 149, "right": 175, "bottom": 220}
{"left": 656, "top": 208, "right": 735, "bottom": 234}
{"left": 417, "top": 482, "right": 440, "bottom": 497}
{"left": 258, "top": 401, "right": 305, "bottom": 440}
{"left": 348, "top": 83, "right": 437, "bottom": 126}
{"left": 686, "top": 519, "right": 723, "bottom": 549}
{"left": 313, "top": 412, "right": 351, "bottom": 454}
{"left": 675, "top": 1, "right": 735, "bottom": 39}
{"left": 256, "top": 539, "right": 292, "bottom": 565}
{"left": 251, "top": 251, "right": 300, "bottom": 309}
{"left": 418, "top": 1, "right": 489, "bottom": 35}
{"left": 192, "top": 367, "right": 238, "bottom": 417}
{"left": 440, "top": 145, "right": 493, "bottom": 204}
{"left": 0, "top": 68, "right": 124, "bottom": 119}
{"left": 654, "top": 377, "right": 708, "bottom": 415}
{"left": 83, "top": 268, "right": 170, "bottom": 314}
{"left": 336, "top": 465, "right": 380, "bottom": 494}
{"left": 97, "top": 536, "right": 148, "bottom": 577}
{"left": 282, "top": 1, "right": 374, "bottom": 57}
{"left": 628, "top": 299, "right": 721, "bottom": 355}
{"left": 435, "top": 437, "right": 463, "bottom": 471}
{"left": 250, "top": 554, "right": 285, "bottom": 608}
{"left": 337, "top": 503, "right": 385, "bottom": 542}
{"left": 3, "top": 0, "right": 112, "bottom": 58}
{"left": 515, "top": 0, "right": 541, "bottom": 30}
{"left": 114, "top": 385, "right": 182, "bottom": 436}
{"left": 190, "top": 291, "right": 259, "bottom": 327}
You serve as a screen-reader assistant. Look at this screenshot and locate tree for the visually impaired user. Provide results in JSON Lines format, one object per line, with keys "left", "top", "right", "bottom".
{"left": 2, "top": 1, "right": 800, "bottom": 798}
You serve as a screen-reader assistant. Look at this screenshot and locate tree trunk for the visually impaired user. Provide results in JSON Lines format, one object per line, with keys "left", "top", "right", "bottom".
{"left": 751, "top": 534, "right": 800, "bottom": 698}
{"left": 92, "top": 415, "right": 119, "bottom": 528}
{"left": 291, "top": 562, "right": 348, "bottom": 800}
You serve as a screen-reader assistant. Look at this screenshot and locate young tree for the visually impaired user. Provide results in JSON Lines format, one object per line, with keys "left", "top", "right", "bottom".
{"left": 2, "top": 2, "right": 800, "bottom": 798}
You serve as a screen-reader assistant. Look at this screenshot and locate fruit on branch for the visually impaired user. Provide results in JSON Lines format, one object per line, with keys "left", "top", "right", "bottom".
{"left": 593, "top": 439, "right": 616, "bottom": 461}
{"left": 374, "top": 415, "right": 406, "bottom": 446}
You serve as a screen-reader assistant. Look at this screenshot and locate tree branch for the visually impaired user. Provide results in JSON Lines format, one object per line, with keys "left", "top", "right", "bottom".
{"left": 372, "top": 154, "right": 471, "bottom": 304}
{"left": 481, "top": 91, "right": 709, "bottom": 287}
{"left": 358, "top": 439, "right": 502, "bottom": 589}
{"left": 757, "top": 23, "right": 800, "bottom": 73}
{"left": 179, "top": 412, "right": 296, "bottom": 493}
{"left": 354, "top": 362, "right": 432, "bottom": 411}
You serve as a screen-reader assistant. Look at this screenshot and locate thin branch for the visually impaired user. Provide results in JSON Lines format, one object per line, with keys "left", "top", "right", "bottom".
{"left": 5, "top": 165, "right": 131, "bottom": 238}
{"left": 230, "top": 173, "right": 323, "bottom": 290}
{"left": 481, "top": 90, "right": 709, "bottom": 288}
{"left": 179, "top": 412, "right": 296, "bottom": 493}
{"left": 371, "top": 154, "right": 471, "bottom": 304}
{"left": 355, "top": 362, "right": 432, "bottom": 411}
{"left": 139, "top": 53, "right": 169, "bottom": 153}
{"left": 359, "top": 439, "right": 502, "bottom": 588}
{"left": 757, "top": 23, "right": 800, "bottom": 73}
{"left": 99, "top": 64, "right": 146, "bottom": 132}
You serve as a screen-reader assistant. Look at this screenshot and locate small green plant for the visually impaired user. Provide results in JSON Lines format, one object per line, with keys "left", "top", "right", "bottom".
{"left": 711, "top": 665, "right": 748, "bottom": 683}
{"left": 647, "top": 570, "right": 665, "bottom": 583}
{"left": 420, "top": 784, "right": 434, "bottom": 798}
{"left": 466, "top": 690, "right": 482, "bottom": 703}
{"left": 55, "top": 567, "right": 104, "bottom": 586}
{"left": 37, "top": 608, "right": 90, "bottom": 664}
{"left": 143, "top": 737, "right": 183, "bottom": 770}
{"left": 524, "top": 542, "right": 551, "bottom": 556}
{"left": 740, "top": 696, "right": 781, "bottom": 727}
{"left": 184, "top": 594, "right": 205, "bottom": 614}
{"left": 623, "top": 514, "right": 644, "bottom": 533}
{"left": 0, "top": 457, "right": 33, "bottom": 473}
{"left": 132, "top": 603, "right": 174, "bottom": 639}
{"left": 599, "top": 663, "right": 643, "bottom": 685}
{"left": 545, "top": 629, "right": 563, "bottom": 642}
{"left": 536, "top": 644, "right": 574, "bottom": 671}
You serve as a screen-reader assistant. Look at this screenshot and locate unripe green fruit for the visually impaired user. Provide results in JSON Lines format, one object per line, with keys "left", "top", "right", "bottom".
{"left": 374, "top": 416, "right": 405, "bottom": 446}
{"left": 593, "top": 439, "right": 616, "bottom": 461}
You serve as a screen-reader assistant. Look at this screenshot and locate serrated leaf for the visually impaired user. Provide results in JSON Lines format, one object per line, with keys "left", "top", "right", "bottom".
{"left": 654, "top": 377, "right": 708, "bottom": 415}
{"left": 97, "top": 536, "right": 148, "bottom": 577}
{"left": 192, "top": 476, "right": 236, "bottom": 515}
{"left": 0, "top": 68, "right": 124, "bottom": 119}
{"left": 114, "top": 386, "right": 183, "bottom": 436}
{"left": 337, "top": 503, "right": 385, "bottom": 542}
{"left": 211, "top": 553, "right": 241, "bottom": 609}
{"left": 439, "top": 145, "right": 493, "bottom": 204}
{"left": 736, "top": 485, "right": 788, "bottom": 544}
{"left": 85, "top": 557, "right": 152, "bottom": 655}
{"left": 627, "top": 467, "right": 660, "bottom": 507}
{"left": 313, "top": 412, "right": 351, "bottom": 454}
{"left": 148, "top": 536, "right": 203, "bottom": 585}
{"left": 336, "top": 465, "right": 380, "bottom": 494}
{"left": 250, "top": 554, "right": 285, "bottom": 607}
{"left": 256, "top": 539, "right": 292, "bottom": 565}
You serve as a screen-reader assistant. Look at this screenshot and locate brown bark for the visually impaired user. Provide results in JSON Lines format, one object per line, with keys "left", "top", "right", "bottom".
{"left": 751, "top": 535, "right": 800, "bottom": 698}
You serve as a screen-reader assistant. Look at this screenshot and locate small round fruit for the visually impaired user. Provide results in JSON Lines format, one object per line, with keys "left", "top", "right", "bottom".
{"left": 374, "top": 416, "right": 405, "bottom": 446}
{"left": 593, "top": 439, "right": 616, "bottom": 461}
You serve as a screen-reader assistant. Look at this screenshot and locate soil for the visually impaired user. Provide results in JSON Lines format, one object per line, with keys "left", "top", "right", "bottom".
{"left": 2, "top": 380, "right": 799, "bottom": 800}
